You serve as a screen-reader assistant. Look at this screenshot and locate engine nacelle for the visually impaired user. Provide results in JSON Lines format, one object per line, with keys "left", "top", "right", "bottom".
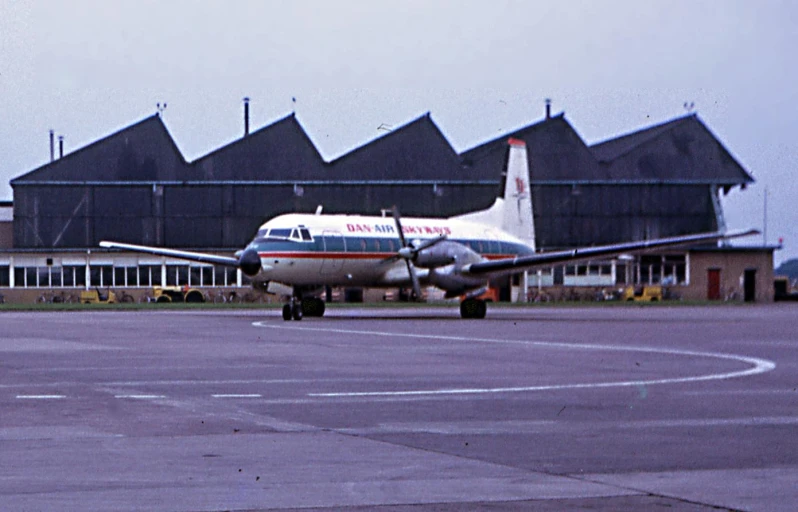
{"left": 414, "top": 241, "right": 481, "bottom": 269}
{"left": 427, "top": 264, "right": 486, "bottom": 295}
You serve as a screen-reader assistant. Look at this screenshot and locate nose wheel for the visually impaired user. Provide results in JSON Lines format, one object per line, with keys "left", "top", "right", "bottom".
{"left": 282, "top": 296, "right": 326, "bottom": 321}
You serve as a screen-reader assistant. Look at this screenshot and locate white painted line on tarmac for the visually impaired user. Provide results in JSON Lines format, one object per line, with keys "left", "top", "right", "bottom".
{"left": 211, "top": 394, "right": 262, "bottom": 398}
{"left": 114, "top": 395, "right": 166, "bottom": 399}
{"left": 253, "top": 323, "right": 777, "bottom": 398}
{"left": 16, "top": 395, "right": 66, "bottom": 400}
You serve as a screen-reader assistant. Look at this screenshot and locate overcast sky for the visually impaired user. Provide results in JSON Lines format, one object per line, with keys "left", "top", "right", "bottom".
{"left": 1, "top": 0, "right": 796, "bottom": 263}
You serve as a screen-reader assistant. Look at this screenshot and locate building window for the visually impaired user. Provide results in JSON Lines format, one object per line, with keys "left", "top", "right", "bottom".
{"left": 127, "top": 267, "right": 139, "bottom": 287}
{"left": 166, "top": 265, "right": 188, "bottom": 286}
{"left": 50, "top": 267, "right": 63, "bottom": 287}
{"left": 138, "top": 265, "right": 160, "bottom": 287}
{"left": 90, "top": 266, "right": 113, "bottom": 287}
{"left": 0, "top": 266, "right": 9, "bottom": 287}
{"left": 14, "top": 268, "right": 25, "bottom": 287}
{"left": 63, "top": 266, "right": 84, "bottom": 287}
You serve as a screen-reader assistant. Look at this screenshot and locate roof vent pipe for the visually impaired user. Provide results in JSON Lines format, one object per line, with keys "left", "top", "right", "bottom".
{"left": 49, "top": 130, "right": 55, "bottom": 162}
{"left": 243, "top": 97, "right": 250, "bottom": 136}
{"left": 58, "top": 135, "right": 64, "bottom": 159}
{"left": 545, "top": 98, "right": 551, "bottom": 120}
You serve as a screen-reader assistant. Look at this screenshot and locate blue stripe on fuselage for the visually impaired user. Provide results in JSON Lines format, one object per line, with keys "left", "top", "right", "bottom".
{"left": 250, "top": 236, "right": 535, "bottom": 258}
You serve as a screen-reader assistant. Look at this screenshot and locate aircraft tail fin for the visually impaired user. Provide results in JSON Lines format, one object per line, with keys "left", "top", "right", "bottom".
{"left": 454, "top": 139, "right": 536, "bottom": 249}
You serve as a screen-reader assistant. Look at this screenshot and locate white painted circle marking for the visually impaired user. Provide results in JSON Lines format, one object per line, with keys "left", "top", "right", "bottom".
{"left": 211, "top": 394, "right": 263, "bottom": 398}
{"left": 114, "top": 395, "right": 166, "bottom": 399}
{"left": 253, "top": 322, "right": 777, "bottom": 398}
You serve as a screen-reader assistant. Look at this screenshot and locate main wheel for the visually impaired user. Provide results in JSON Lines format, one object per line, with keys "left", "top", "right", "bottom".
{"left": 302, "top": 297, "right": 326, "bottom": 317}
{"left": 475, "top": 299, "right": 487, "bottom": 319}
{"left": 460, "top": 298, "right": 486, "bottom": 319}
{"left": 291, "top": 302, "right": 303, "bottom": 321}
{"left": 282, "top": 304, "right": 292, "bottom": 321}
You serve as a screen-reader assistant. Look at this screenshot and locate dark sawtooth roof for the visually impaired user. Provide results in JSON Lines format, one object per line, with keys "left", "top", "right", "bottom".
{"left": 11, "top": 115, "right": 187, "bottom": 184}
{"left": 590, "top": 114, "right": 754, "bottom": 184}
{"left": 460, "top": 114, "right": 609, "bottom": 182}
{"left": 190, "top": 113, "right": 327, "bottom": 181}
{"left": 327, "top": 113, "right": 473, "bottom": 181}
{"left": 10, "top": 109, "right": 754, "bottom": 188}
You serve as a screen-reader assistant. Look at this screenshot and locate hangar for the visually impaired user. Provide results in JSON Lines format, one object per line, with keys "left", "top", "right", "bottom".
{"left": 2, "top": 102, "right": 775, "bottom": 303}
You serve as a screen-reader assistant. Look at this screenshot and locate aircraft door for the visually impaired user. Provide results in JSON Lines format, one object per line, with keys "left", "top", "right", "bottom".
{"left": 320, "top": 231, "right": 346, "bottom": 275}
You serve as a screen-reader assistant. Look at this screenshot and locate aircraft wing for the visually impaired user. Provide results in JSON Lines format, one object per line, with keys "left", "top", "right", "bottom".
{"left": 463, "top": 229, "right": 760, "bottom": 276}
{"left": 99, "top": 241, "right": 240, "bottom": 267}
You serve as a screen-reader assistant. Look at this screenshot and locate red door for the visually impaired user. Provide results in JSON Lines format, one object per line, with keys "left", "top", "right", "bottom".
{"left": 707, "top": 269, "right": 721, "bottom": 300}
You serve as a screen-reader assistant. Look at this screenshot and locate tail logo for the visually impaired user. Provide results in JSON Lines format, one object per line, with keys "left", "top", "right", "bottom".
{"left": 514, "top": 177, "right": 526, "bottom": 197}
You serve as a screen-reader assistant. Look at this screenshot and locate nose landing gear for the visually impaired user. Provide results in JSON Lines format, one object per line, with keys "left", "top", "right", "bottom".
{"left": 282, "top": 296, "right": 326, "bottom": 321}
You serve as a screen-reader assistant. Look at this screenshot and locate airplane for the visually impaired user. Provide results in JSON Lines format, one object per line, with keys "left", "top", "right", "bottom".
{"left": 100, "top": 139, "right": 758, "bottom": 319}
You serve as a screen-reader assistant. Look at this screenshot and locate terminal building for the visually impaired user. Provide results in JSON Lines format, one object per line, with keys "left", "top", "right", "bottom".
{"left": 1, "top": 102, "right": 776, "bottom": 303}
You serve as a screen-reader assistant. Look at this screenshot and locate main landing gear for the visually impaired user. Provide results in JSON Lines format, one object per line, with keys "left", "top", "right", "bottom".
{"left": 282, "top": 300, "right": 303, "bottom": 321}
{"left": 282, "top": 296, "right": 326, "bottom": 321}
{"left": 459, "top": 298, "right": 487, "bottom": 319}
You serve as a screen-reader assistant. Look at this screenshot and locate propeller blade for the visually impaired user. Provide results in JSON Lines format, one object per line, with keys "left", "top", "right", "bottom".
{"left": 405, "top": 259, "right": 422, "bottom": 301}
{"left": 411, "top": 233, "right": 447, "bottom": 253}
{"left": 392, "top": 205, "right": 426, "bottom": 301}
{"left": 392, "top": 206, "right": 408, "bottom": 248}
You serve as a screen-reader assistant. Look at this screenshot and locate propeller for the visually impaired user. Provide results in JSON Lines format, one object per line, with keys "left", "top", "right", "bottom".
{"left": 391, "top": 207, "right": 447, "bottom": 300}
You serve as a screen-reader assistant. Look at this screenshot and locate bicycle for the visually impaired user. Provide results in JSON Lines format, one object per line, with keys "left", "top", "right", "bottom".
{"left": 115, "top": 290, "right": 135, "bottom": 303}
{"left": 37, "top": 290, "right": 78, "bottom": 304}
{"left": 212, "top": 290, "right": 242, "bottom": 304}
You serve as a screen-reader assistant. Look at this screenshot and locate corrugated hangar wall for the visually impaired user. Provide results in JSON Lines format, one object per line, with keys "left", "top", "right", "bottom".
{"left": 531, "top": 184, "right": 717, "bottom": 250}
{"left": 10, "top": 110, "right": 752, "bottom": 251}
{"left": 12, "top": 182, "right": 500, "bottom": 249}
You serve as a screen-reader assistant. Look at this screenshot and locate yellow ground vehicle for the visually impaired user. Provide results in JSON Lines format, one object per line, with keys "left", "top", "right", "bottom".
{"left": 152, "top": 286, "right": 205, "bottom": 303}
{"left": 622, "top": 285, "right": 663, "bottom": 302}
{"left": 80, "top": 289, "right": 118, "bottom": 304}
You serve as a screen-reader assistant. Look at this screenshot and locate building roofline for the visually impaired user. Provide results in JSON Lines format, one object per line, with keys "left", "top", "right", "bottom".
{"left": 460, "top": 113, "right": 559, "bottom": 157}
{"left": 590, "top": 113, "right": 695, "bottom": 156}
{"left": 10, "top": 115, "right": 187, "bottom": 185}
{"left": 10, "top": 179, "right": 501, "bottom": 187}
{"left": 326, "top": 111, "right": 458, "bottom": 164}
{"left": 189, "top": 112, "right": 326, "bottom": 165}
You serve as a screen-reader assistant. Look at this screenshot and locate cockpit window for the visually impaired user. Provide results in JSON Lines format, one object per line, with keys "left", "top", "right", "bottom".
{"left": 258, "top": 227, "right": 313, "bottom": 242}
{"left": 268, "top": 228, "right": 292, "bottom": 239}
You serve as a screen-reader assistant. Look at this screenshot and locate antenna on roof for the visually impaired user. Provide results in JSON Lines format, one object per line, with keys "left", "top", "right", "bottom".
{"left": 683, "top": 101, "right": 695, "bottom": 113}
{"left": 156, "top": 102, "right": 167, "bottom": 117}
{"left": 377, "top": 123, "right": 393, "bottom": 133}
{"left": 291, "top": 96, "right": 297, "bottom": 114}
{"left": 545, "top": 98, "right": 552, "bottom": 119}
{"left": 243, "top": 97, "right": 250, "bottom": 136}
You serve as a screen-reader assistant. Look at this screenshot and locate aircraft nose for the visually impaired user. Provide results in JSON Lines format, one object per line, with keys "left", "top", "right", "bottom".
{"left": 238, "top": 248, "right": 262, "bottom": 276}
